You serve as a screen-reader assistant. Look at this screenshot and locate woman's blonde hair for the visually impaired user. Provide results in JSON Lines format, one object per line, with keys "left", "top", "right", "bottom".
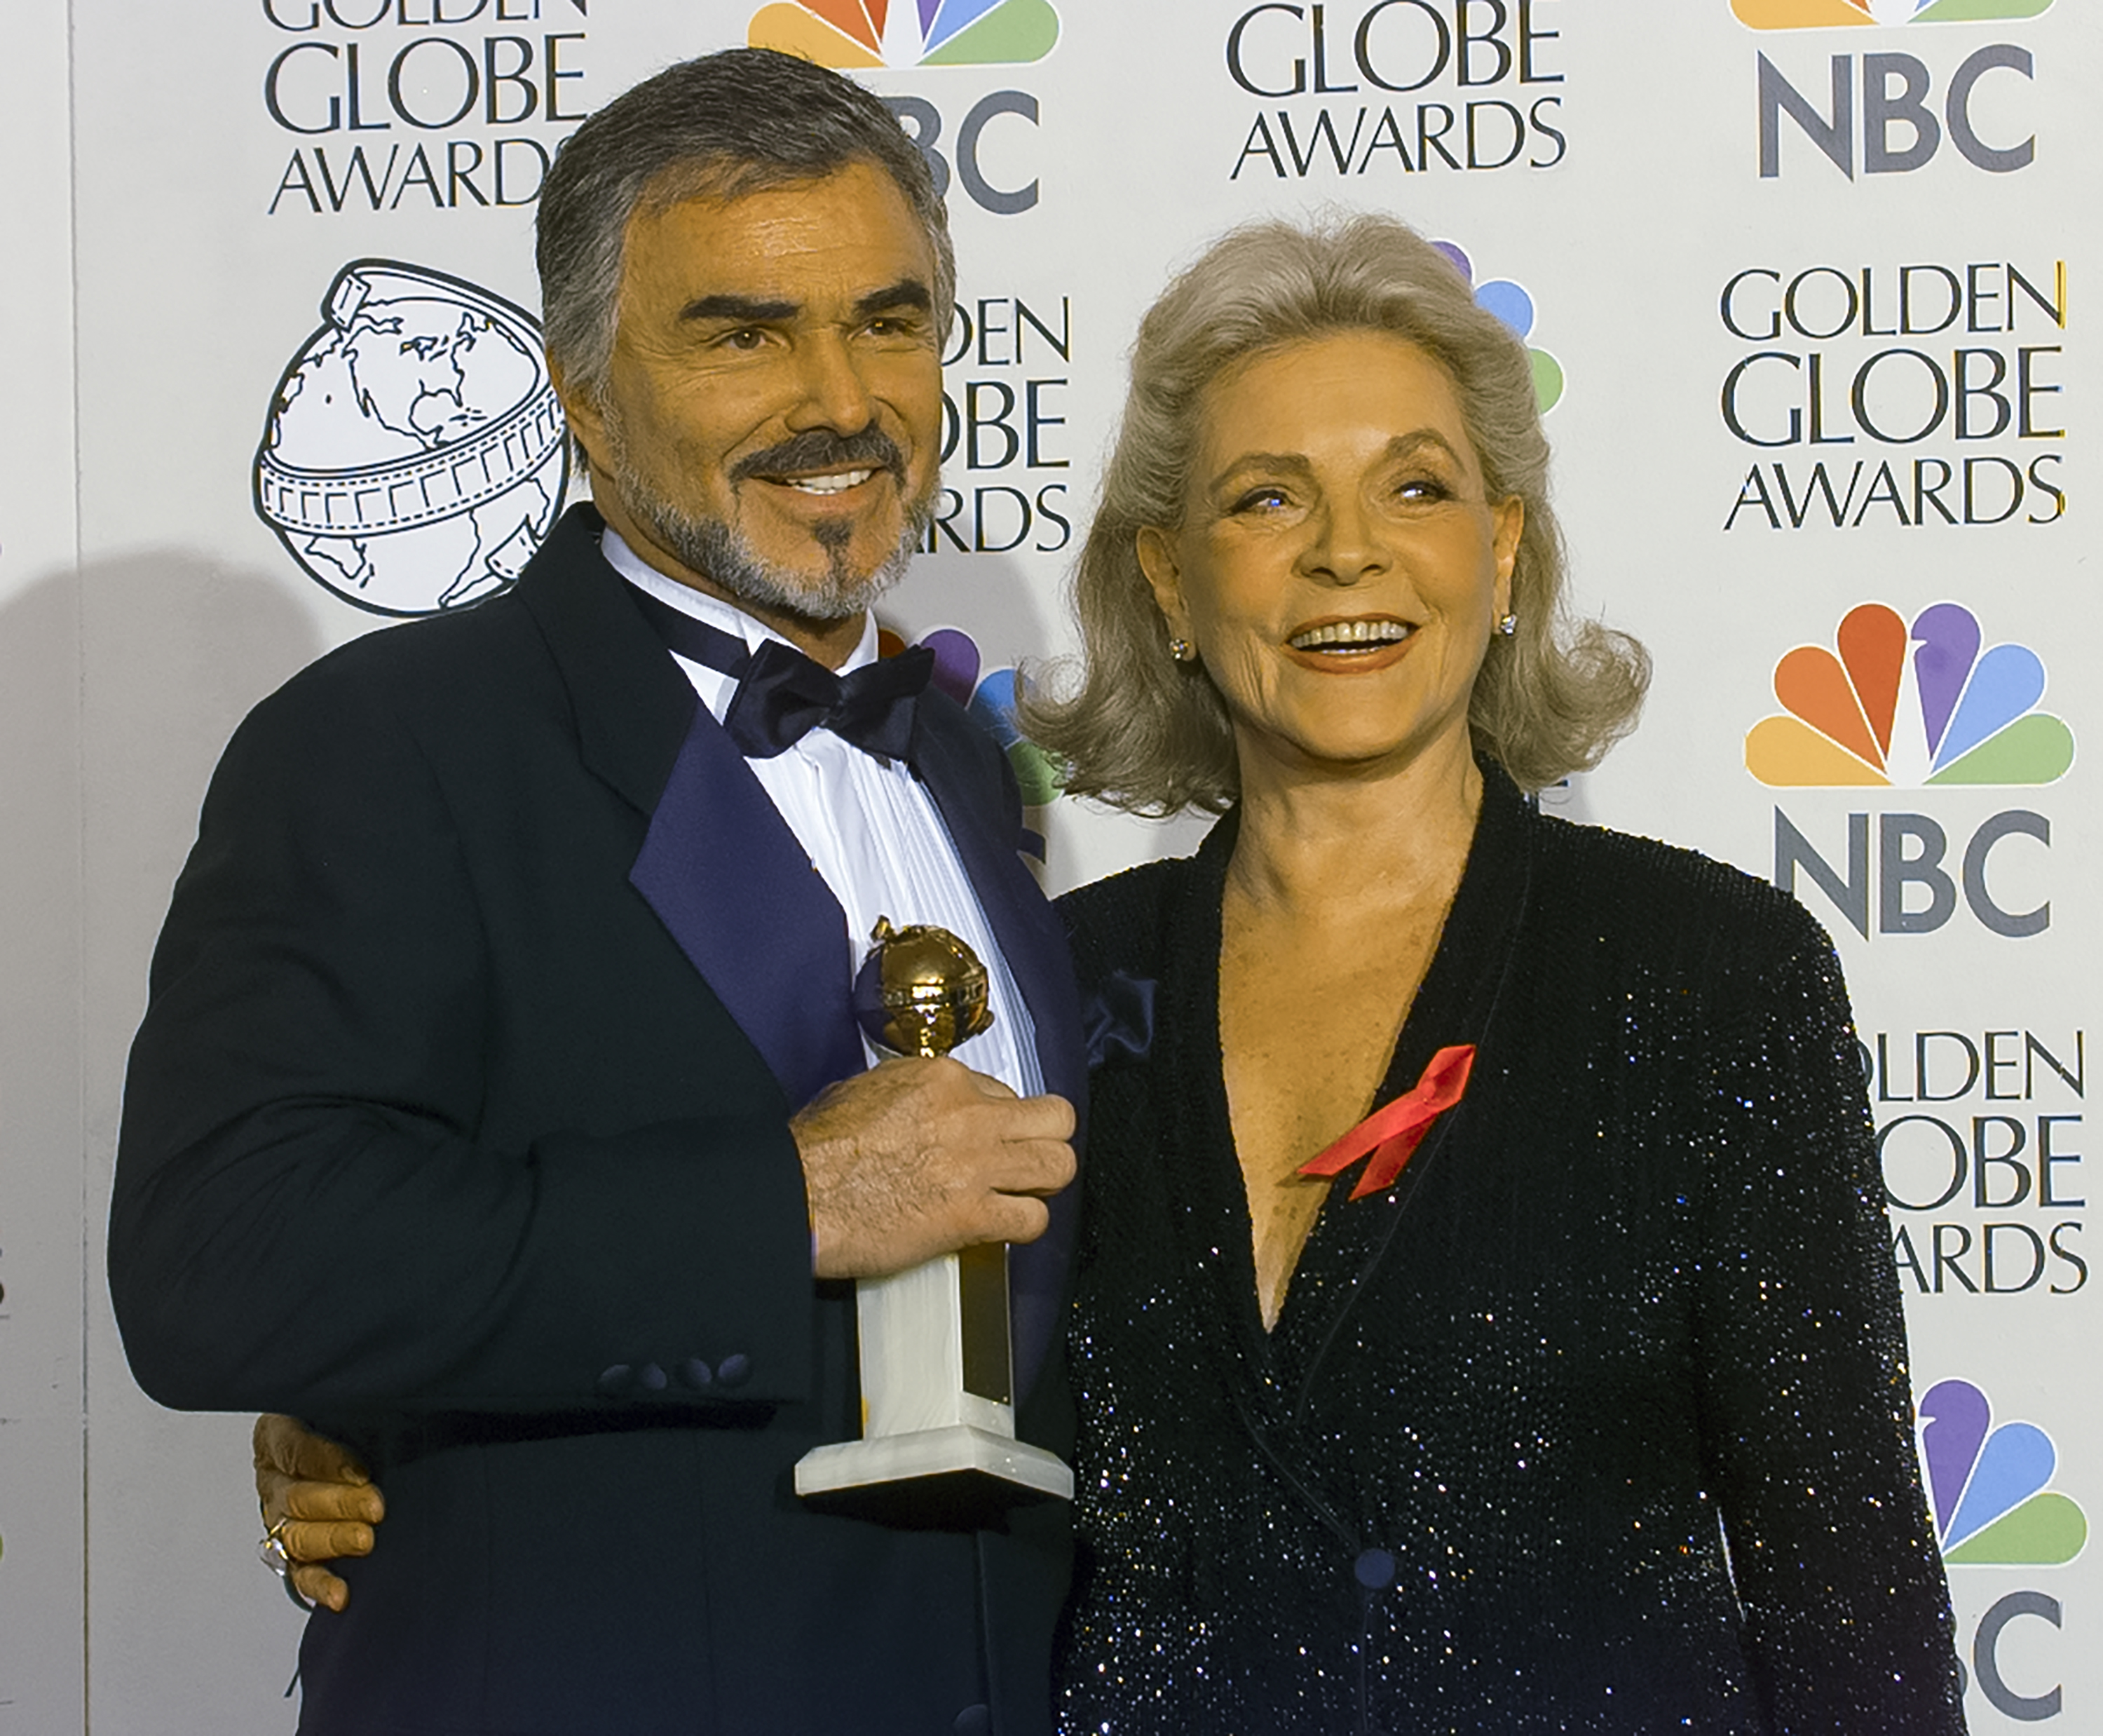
{"left": 1022, "top": 213, "right": 1648, "bottom": 812}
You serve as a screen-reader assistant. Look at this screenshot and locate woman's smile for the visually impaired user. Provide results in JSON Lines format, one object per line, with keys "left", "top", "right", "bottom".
{"left": 1284, "top": 613, "right": 1418, "bottom": 667}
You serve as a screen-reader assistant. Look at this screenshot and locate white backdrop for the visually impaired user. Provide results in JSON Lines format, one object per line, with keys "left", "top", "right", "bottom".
{"left": 0, "top": 1, "right": 2093, "bottom": 1728}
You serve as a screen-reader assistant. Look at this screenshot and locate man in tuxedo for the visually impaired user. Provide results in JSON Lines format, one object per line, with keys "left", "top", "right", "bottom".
{"left": 110, "top": 48, "right": 1081, "bottom": 1736}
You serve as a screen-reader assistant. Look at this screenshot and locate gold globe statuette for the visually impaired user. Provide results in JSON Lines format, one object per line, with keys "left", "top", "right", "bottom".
{"left": 852, "top": 917, "right": 994, "bottom": 1060}
{"left": 795, "top": 917, "right": 1073, "bottom": 1519}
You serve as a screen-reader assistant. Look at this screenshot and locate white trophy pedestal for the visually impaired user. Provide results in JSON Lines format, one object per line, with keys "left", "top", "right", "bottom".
{"left": 795, "top": 1245, "right": 1073, "bottom": 1519}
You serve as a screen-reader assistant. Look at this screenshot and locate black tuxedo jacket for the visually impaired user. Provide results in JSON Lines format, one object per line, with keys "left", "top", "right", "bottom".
{"left": 111, "top": 505, "right": 1083, "bottom": 1736}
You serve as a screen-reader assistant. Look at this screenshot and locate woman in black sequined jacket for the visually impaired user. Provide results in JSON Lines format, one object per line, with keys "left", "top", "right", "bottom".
{"left": 1024, "top": 215, "right": 1966, "bottom": 1735}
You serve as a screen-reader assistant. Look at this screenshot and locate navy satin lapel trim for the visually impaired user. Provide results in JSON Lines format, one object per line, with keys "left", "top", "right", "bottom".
{"left": 910, "top": 700, "right": 1086, "bottom": 1399}
{"left": 629, "top": 700, "right": 864, "bottom": 1113}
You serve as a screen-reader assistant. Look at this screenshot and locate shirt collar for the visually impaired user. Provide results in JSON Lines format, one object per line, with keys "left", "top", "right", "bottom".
{"left": 600, "top": 523, "right": 879, "bottom": 676}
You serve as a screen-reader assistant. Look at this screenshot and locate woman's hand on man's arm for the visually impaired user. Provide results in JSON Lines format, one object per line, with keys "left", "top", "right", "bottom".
{"left": 254, "top": 1413, "right": 383, "bottom": 1613}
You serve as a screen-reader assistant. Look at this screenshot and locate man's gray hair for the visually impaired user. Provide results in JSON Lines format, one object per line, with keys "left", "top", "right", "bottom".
{"left": 536, "top": 48, "right": 955, "bottom": 411}
{"left": 1023, "top": 213, "right": 1649, "bottom": 811}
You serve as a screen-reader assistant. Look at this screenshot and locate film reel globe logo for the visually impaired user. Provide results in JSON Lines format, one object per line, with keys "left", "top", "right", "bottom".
{"left": 254, "top": 260, "right": 569, "bottom": 618}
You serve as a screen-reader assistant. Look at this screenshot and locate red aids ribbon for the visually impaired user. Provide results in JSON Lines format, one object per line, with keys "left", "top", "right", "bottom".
{"left": 1298, "top": 1045, "right": 1476, "bottom": 1201}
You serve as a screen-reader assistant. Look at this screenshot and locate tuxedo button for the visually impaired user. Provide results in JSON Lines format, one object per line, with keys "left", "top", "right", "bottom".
{"left": 1354, "top": 1547, "right": 1396, "bottom": 1590}
{"left": 953, "top": 1707, "right": 991, "bottom": 1736}
{"left": 595, "top": 1364, "right": 632, "bottom": 1397}
{"left": 716, "top": 1352, "right": 751, "bottom": 1389}
{"left": 679, "top": 1357, "right": 713, "bottom": 1391}
{"left": 637, "top": 1362, "right": 667, "bottom": 1393}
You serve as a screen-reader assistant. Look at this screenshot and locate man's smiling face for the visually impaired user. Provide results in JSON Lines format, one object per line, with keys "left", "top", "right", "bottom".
{"left": 559, "top": 159, "right": 944, "bottom": 643}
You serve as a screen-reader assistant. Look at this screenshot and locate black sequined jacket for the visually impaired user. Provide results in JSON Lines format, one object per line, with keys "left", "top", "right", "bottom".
{"left": 1054, "top": 771, "right": 1966, "bottom": 1735}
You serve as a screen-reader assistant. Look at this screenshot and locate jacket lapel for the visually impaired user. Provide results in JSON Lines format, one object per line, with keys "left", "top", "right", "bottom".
{"left": 1277, "top": 771, "right": 1539, "bottom": 1399}
{"left": 1157, "top": 815, "right": 1281, "bottom": 1397}
{"left": 911, "top": 693, "right": 1086, "bottom": 1399}
{"left": 513, "top": 503, "right": 695, "bottom": 820}
{"left": 515, "top": 503, "right": 863, "bottom": 1111}
{"left": 629, "top": 709, "right": 865, "bottom": 1112}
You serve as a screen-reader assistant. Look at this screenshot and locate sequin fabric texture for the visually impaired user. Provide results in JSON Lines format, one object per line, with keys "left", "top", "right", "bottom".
{"left": 1053, "top": 772, "right": 1967, "bottom": 1735}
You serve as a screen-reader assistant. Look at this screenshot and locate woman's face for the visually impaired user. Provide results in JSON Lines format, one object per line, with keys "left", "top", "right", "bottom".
{"left": 1140, "top": 330, "right": 1523, "bottom": 786}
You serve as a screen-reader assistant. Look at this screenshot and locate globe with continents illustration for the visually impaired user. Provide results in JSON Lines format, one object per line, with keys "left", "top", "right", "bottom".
{"left": 254, "top": 259, "right": 569, "bottom": 617}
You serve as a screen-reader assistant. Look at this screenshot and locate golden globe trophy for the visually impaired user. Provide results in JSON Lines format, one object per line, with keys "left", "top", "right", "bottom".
{"left": 794, "top": 919, "right": 1073, "bottom": 1516}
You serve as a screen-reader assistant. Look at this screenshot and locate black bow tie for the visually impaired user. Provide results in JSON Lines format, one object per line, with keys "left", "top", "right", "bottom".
{"left": 627, "top": 583, "right": 934, "bottom": 762}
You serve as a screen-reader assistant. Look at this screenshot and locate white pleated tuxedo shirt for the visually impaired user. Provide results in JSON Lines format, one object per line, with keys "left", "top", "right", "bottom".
{"left": 605, "top": 527, "right": 1042, "bottom": 1099}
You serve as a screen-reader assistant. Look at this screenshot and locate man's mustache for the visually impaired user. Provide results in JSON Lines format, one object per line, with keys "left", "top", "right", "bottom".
{"left": 730, "top": 428, "right": 906, "bottom": 487}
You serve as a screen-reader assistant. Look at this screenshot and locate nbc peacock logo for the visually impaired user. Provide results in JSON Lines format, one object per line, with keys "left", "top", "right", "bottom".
{"left": 1921, "top": 1378, "right": 2087, "bottom": 1566}
{"left": 748, "top": 0, "right": 1060, "bottom": 68}
{"left": 879, "top": 624, "right": 1061, "bottom": 855}
{"left": 1732, "top": 0, "right": 2053, "bottom": 27}
{"left": 1745, "top": 602, "right": 2074, "bottom": 787}
{"left": 1431, "top": 241, "right": 1564, "bottom": 414}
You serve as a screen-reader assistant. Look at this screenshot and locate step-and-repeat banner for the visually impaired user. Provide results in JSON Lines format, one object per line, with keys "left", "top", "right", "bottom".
{"left": 1, "top": 1, "right": 2092, "bottom": 1728}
